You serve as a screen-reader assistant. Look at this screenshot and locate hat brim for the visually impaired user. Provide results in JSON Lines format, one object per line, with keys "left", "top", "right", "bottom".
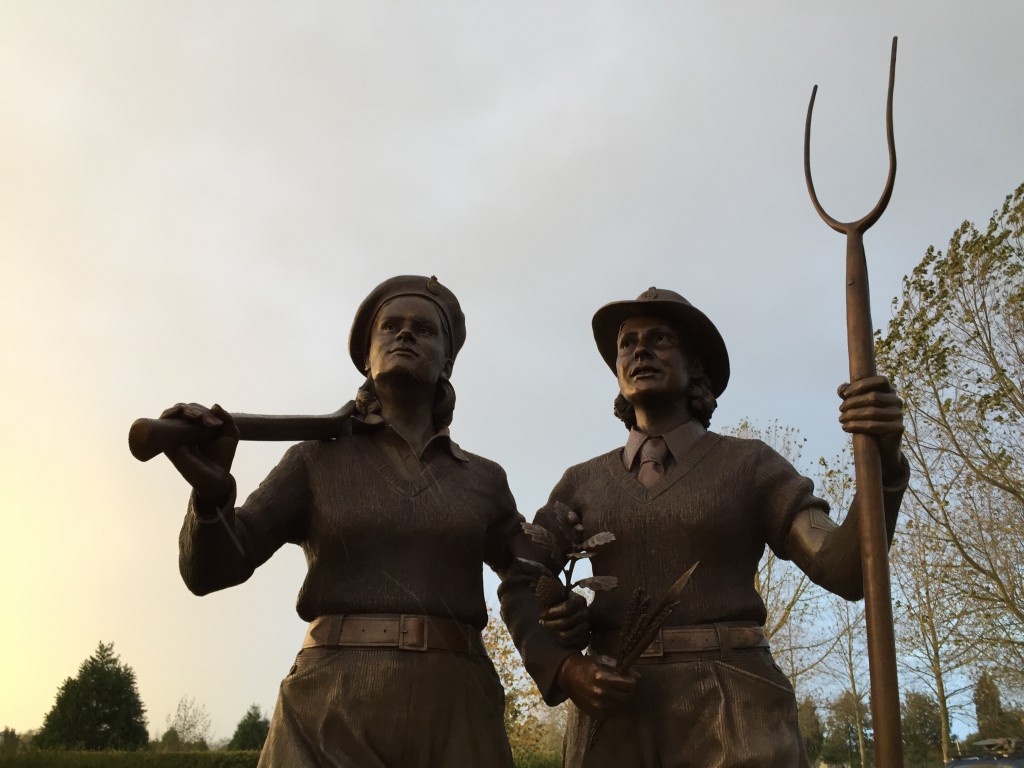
{"left": 592, "top": 299, "right": 730, "bottom": 398}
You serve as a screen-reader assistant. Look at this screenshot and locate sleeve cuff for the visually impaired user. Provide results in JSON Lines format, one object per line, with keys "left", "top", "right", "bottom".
{"left": 882, "top": 452, "right": 910, "bottom": 493}
{"left": 189, "top": 476, "right": 237, "bottom": 523}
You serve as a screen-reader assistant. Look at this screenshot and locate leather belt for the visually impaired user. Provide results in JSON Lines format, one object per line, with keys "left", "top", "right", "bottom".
{"left": 303, "top": 614, "right": 486, "bottom": 656}
{"left": 592, "top": 624, "right": 768, "bottom": 658}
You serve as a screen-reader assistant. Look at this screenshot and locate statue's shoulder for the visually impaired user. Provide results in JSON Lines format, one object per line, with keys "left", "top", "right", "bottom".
{"left": 559, "top": 447, "right": 624, "bottom": 480}
{"left": 456, "top": 447, "right": 507, "bottom": 476}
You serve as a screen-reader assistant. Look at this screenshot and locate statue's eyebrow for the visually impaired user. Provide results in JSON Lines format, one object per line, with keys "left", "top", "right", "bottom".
{"left": 378, "top": 311, "right": 440, "bottom": 331}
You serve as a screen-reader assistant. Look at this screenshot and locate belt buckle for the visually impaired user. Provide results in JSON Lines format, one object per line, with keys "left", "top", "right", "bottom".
{"left": 640, "top": 630, "right": 664, "bottom": 658}
{"left": 399, "top": 615, "right": 428, "bottom": 651}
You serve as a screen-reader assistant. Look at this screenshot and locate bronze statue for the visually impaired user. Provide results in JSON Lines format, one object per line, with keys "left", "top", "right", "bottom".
{"left": 501, "top": 287, "right": 907, "bottom": 767}
{"left": 141, "top": 275, "right": 584, "bottom": 767}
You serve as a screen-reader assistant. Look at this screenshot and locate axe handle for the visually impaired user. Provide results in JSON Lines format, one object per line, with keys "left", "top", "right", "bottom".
{"left": 128, "top": 402, "right": 355, "bottom": 462}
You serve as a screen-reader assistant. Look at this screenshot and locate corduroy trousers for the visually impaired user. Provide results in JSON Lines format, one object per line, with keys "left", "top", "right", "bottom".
{"left": 563, "top": 647, "right": 810, "bottom": 768}
{"left": 260, "top": 646, "right": 514, "bottom": 768}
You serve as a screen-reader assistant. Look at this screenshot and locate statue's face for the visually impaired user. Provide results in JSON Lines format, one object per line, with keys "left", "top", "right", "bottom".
{"left": 366, "top": 295, "right": 451, "bottom": 385}
{"left": 615, "top": 316, "right": 691, "bottom": 406}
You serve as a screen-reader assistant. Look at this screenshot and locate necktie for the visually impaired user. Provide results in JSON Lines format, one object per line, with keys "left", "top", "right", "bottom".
{"left": 638, "top": 437, "right": 669, "bottom": 487}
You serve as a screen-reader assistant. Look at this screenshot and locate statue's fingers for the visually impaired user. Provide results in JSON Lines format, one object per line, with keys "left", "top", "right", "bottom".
{"left": 210, "top": 404, "right": 239, "bottom": 436}
{"left": 839, "top": 403, "right": 904, "bottom": 424}
{"left": 597, "top": 672, "right": 637, "bottom": 696}
{"left": 160, "top": 403, "right": 188, "bottom": 420}
{"left": 839, "top": 375, "right": 893, "bottom": 399}
{"left": 840, "top": 418, "right": 905, "bottom": 435}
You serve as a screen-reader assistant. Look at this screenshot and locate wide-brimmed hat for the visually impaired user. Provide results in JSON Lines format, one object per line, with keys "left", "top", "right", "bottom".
{"left": 592, "top": 287, "right": 730, "bottom": 397}
{"left": 349, "top": 275, "right": 466, "bottom": 373}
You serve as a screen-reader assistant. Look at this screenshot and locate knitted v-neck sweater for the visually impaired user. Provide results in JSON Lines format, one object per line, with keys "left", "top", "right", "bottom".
{"left": 179, "top": 430, "right": 523, "bottom": 627}
{"left": 556, "top": 432, "right": 824, "bottom": 632}
{"left": 502, "top": 431, "right": 830, "bottom": 700}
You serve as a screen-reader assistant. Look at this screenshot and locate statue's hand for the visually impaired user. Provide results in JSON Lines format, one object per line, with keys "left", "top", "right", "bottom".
{"left": 556, "top": 653, "right": 636, "bottom": 719}
{"left": 159, "top": 403, "right": 239, "bottom": 501}
{"left": 540, "top": 591, "right": 589, "bottom": 650}
{"left": 838, "top": 376, "right": 905, "bottom": 472}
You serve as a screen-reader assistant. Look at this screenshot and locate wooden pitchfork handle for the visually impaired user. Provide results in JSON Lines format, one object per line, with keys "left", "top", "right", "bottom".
{"left": 804, "top": 37, "right": 903, "bottom": 768}
{"left": 128, "top": 402, "right": 355, "bottom": 462}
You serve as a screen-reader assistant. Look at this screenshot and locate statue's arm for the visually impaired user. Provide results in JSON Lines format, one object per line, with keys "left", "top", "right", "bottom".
{"left": 786, "top": 375, "right": 908, "bottom": 599}
{"left": 497, "top": 471, "right": 580, "bottom": 706}
{"left": 785, "top": 452, "right": 908, "bottom": 601}
{"left": 178, "top": 442, "right": 310, "bottom": 595}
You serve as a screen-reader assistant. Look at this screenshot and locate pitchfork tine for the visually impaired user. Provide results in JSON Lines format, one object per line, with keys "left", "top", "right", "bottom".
{"left": 804, "top": 37, "right": 898, "bottom": 234}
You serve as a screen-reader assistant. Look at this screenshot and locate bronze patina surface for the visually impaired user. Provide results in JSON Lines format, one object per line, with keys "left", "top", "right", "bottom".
{"left": 135, "top": 275, "right": 584, "bottom": 767}
{"left": 501, "top": 286, "right": 907, "bottom": 767}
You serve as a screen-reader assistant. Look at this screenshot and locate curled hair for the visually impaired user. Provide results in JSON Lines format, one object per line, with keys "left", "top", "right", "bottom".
{"left": 613, "top": 354, "right": 718, "bottom": 430}
{"left": 355, "top": 375, "right": 457, "bottom": 431}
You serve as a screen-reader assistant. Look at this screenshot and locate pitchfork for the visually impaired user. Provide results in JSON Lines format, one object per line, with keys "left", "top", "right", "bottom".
{"left": 803, "top": 37, "right": 903, "bottom": 768}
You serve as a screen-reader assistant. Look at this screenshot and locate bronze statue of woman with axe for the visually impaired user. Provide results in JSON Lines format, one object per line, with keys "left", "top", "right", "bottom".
{"left": 133, "top": 275, "right": 586, "bottom": 767}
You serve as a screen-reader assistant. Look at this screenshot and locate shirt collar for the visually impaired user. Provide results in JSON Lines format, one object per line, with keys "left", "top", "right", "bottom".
{"left": 622, "top": 419, "right": 707, "bottom": 470}
{"left": 352, "top": 413, "right": 469, "bottom": 463}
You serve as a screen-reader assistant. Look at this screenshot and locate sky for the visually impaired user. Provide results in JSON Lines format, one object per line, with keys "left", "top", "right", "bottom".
{"left": 1, "top": 0, "right": 1022, "bottom": 742}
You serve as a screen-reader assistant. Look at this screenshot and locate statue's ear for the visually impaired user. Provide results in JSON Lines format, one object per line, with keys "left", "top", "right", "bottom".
{"left": 443, "top": 358, "right": 454, "bottom": 378}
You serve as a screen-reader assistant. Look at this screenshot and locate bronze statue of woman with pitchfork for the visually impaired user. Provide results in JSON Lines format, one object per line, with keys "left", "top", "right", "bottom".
{"left": 499, "top": 38, "right": 909, "bottom": 768}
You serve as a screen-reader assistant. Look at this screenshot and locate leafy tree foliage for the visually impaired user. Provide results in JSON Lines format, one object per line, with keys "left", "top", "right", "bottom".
{"left": 482, "top": 609, "right": 562, "bottom": 763}
{"left": 797, "top": 697, "right": 824, "bottom": 765}
{"left": 902, "top": 691, "right": 944, "bottom": 766}
{"left": 721, "top": 419, "right": 846, "bottom": 690}
{"left": 890, "top": 518, "right": 974, "bottom": 763}
{"left": 877, "top": 182, "right": 1024, "bottom": 684}
{"left": 1, "top": 727, "right": 20, "bottom": 758}
{"left": 158, "top": 696, "right": 211, "bottom": 752}
{"left": 821, "top": 690, "right": 873, "bottom": 768}
{"left": 35, "top": 642, "right": 148, "bottom": 751}
{"left": 974, "top": 670, "right": 1024, "bottom": 740}
{"left": 228, "top": 704, "right": 270, "bottom": 751}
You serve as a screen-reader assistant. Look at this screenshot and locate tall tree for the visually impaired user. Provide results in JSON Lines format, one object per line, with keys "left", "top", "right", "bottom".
{"left": 821, "top": 689, "right": 874, "bottom": 768}
{"left": 890, "top": 515, "right": 974, "bottom": 763}
{"left": 1, "top": 727, "right": 21, "bottom": 758}
{"left": 162, "top": 696, "right": 211, "bottom": 751}
{"left": 35, "top": 642, "right": 148, "bottom": 751}
{"left": 821, "top": 598, "right": 873, "bottom": 768}
{"left": 975, "top": 670, "right": 1003, "bottom": 738}
{"left": 721, "top": 419, "right": 837, "bottom": 690}
{"left": 797, "top": 697, "right": 825, "bottom": 766}
{"left": 227, "top": 704, "right": 270, "bottom": 751}
{"left": 902, "top": 691, "right": 944, "bottom": 767}
{"left": 973, "top": 670, "right": 1024, "bottom": 740}
{"left": 877, "top": 182, "right": 1024, "bottom": 684}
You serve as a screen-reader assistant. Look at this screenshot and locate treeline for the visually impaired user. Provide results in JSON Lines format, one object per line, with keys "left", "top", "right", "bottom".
{"left": 1, "top": 644, "right": 270, "bottom": 762}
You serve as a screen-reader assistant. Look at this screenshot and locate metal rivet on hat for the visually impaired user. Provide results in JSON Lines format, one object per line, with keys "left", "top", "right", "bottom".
{"left": 426, "top": 276, "right": 442, "bottom": 295}
{"left": 642, "top": 287, "right": 658, "bottom": 300}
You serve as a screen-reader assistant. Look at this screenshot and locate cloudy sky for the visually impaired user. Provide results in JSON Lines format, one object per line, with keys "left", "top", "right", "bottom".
{"left": 2, "top": 0, "right": 1022, "bottom": 741}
